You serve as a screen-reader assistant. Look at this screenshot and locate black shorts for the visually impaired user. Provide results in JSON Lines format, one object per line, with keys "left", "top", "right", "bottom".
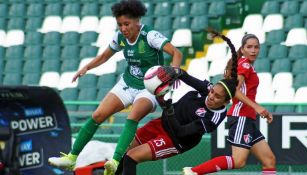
{"left": 227, "top": 116, "right": 265, "bottom": 149}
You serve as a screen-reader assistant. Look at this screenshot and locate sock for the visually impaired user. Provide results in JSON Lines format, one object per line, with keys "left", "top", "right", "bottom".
{"left": 115, "top": 153, "right": 126, "bottom": 175}
{"left": 192, "top": 156, "right": 234, "bottom": 174}
{"left": 123, "top": 155, "right": 137, "bottom": 175}
{"left": 262, "top": 168, "right": 276, "bottom": 175}
{"left": 113, "top": 119, "right": 138, "bottom": 162}
{"left": 71, "top": 118, "right": 99, "bottom": 155}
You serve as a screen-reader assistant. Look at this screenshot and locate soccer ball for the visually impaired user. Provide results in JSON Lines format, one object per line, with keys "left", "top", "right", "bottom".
{"left": 144, "top": 66, "right": 171, "bottom": 96}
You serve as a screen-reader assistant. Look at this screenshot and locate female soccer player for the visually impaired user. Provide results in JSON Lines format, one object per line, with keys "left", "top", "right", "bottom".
{"left": 114, "top": 32, "right": 272, "bottom": 175}
{"left": 183, "top": 34, "right": 276, "bottom": 175}
{"left": 48, "top": 0, "right": 182, "bottom": 173}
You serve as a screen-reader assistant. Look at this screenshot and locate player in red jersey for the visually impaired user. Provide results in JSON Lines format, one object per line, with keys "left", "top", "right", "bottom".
{"left": 183, "top": 34, "right": 276, "bottom": 175}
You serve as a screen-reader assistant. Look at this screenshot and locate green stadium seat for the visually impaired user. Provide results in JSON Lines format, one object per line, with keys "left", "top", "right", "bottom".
{"left": 154, "top": 2, "right": 171, "bottom": 16}
{"left": 97, "top": 73, "right": 117, "bottom": 89}
{"left": 42, "top": 59, "right": 60, "bottom": 72}
{"left": 22, "top": 73, "right": 41, "bottom": 85}
{"left": 25, "top": 32, "right": 43, "bottom": 45}
{"left": 208, "top": 1, "right": 226, "bottom": 17}
{"left": 293, "top": 73, "right": 307, "bottom": 90}
{"left": 61, "top": 32, "right": 80, "bottom": 45}
{"left": 23, "top": 59, "right": 41, "bottom": 74}
{"left": 100, "top": 2, "right": 114, "bottom": 16}
{"left": 0, "top": 46, "right": 5, "bottom": 59}
{"left": 0, "top": 18, "right": 6, "bottom": 30}
{"left": 80, "top": 46, "right": 99, "bottom": 58}
{"left": 80, "top": 32, "right": 98, "bottom": 45}
{"left": 300, "top": 1, "right": 307, "bottom": 17}
{"left": 141, "top": 16, "right": 154, "bottom": 26}
{"left": 9, "top": 4, "right": 26, "bottom": 17}
{"left": 258, "top": 43, "right": 268, "bottom": 59}
{"left": 115, "top": 60, "right": 127, "bottom": 75}
{"left": 292, "top": 59, "right": 307, "bottom": 75}
{"left": 271, "top": 59, "right": 291, "bottom": 75}
{"left": 96, "top": 88, "right": 110, "bottom": 101}
{"left": 288, "top": 45, "right": 307, "bottom": 60}
{"left": 81, "top": 3, "right": 99, "bottom": 16}
{"left": 208, "top": 17, "right": 224, "bottom": 32}
{"left": 27, "top": 3, "right": 44, "bottom": 17}
{"left": 154, "top": 16, "right": 172, "bottom": 31}
{"left": 192, "top": 31, "right": 206, "bottom": 51}
{"left": 274, "top": 106, "right": 295, "bottom": 113}
{"left": 190, "top": 1, "right": 208, "bottom": 16}
{"left": 172, "top": 1, "right": 190, "bottom": 16}
{"left": 4, "top": 60, "right": 23, "bottom": 73}
{"left": 5, "top": 46, "right": 24, "bottom": 60}
{"left": 254, "top": 59, "right": 270, "bottom": 72}
{"left": 43, "top": 32, "right": 61, "bottom": 45}
{"left": 24, "top": 46, "right": 42, "bottom": 60}
{"left": 60, "top": 88, "right": 79, "bottom": 111}
{"left": 261, "top": 1, "right": 279, "bottom": 16}
{"left": 25, "top": 17, "right": 43, "bottom": 31}
{"left": 191, "top": 15, "right": 208, "bottom": 32}
{"left": 265, "top": 29, "right": 285, "bottom": 45}
{"left": 78, "top": 87, "right": 97, "bottom": 111}
{"left": 280, "top": 1, "right": 299, "bottom": 16}
{"left": 45, "top": 3, "right": 62, "bottom": 16}
{"left": 143, "top": 2, "right": 154, "bottom": 16}
{"left": 26, "top": 0, "right": 43, "bottom": 3}
{"left": 267, "top": 44, "right": 288, "bottom": 60}
{"left": 210, "top": 74, "right": 224, "bottom": 84}
{"left": 42, "top": 46, "right": 61, "bottom": 60}
{"left": 78, "top": 74, "right": 98, "bottom": 88}
{"left": 172, "top": 16, "right": 191, "bottom": 30}
{"left": 61, "top": 46, "right": 80, "bottom": 60}
{"left": 160, "top": 30, "right": 173, "bottom": 40}
{"left": 0, "top": 4, "right": 8, "bottom": 17}
{"left": 3, "top": 73, "right": 22, "bottom": 85}
{"left": 63, "top": 3, "right": 81, "bottom": 16}
{"left": 284, "top": 14, "right": 303, "bottom": 31}
{"left": 7, "top": 18, "right": 25, "bottom": 30}
{"left": 61, "top": 59, "right": 79, "bottom": 72}
{"left": 0, "top": 58, "right": 3, "bottom": 83}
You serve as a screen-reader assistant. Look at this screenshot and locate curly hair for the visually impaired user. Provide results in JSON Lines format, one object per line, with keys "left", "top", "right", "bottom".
{"left": 111, "top": 0, "right": 147, "bottom": 18}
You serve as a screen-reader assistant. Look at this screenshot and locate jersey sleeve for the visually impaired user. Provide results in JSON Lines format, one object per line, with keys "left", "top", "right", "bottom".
{"left": 147, "top": 30, "right": 169, "bottom": 50}
{"left": 237, "top": 61, "right": 251, "bottom": 79}
{"left": 109, "top": 31, "right": 122, "bottom": 52}
{"left": 179, "top": 71, "right": 213, "bottom": 95}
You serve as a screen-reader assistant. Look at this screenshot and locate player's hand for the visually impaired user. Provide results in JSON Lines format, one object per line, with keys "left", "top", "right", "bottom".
{"left": 72, "top": 67, "right": 87, "bottom": 82}
{"left": 261, "top": 112, "right": 273, "bottom": 124}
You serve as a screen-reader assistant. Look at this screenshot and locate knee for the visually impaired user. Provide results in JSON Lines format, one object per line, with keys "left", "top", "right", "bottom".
{"left": 92, "top": 110, "right": 106, "bottom": 123}
{"left": 233, "top": 158, "right": 247, "bottom": 169}
{"left": 263, "top": 154, "right": 276, "bottom": 169}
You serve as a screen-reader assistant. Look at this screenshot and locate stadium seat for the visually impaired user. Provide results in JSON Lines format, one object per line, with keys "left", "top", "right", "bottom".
{"left": 292, "top": 59, "right": 307, "bottom": 75}
{"left": 257, "top": 72, "right": 272, "bottom": 90}
{"left": 61, "top": 32, "right": 80, "bottom": 45}
{"left": 97, "top": 73, "right": 117, "bottom": 89}
{"left": 207, "top": 59, "right": 228, "bottom": 77}
{"left": 273, "top": 88, "right": 295, "bottom": 113}
{"left": 42, "top": 45, "right": 61, "bottom": 60}
{"left": 99, "top": 2, "right": 114, "bottom": 16}
{"left": 271, "top": 72, "right": 293, "bottom": 91}
{"left": 294, "top": 87, "right": 307, "bottom": 103}
{"left": 61, "top": 16, "right": 81, "bottom": 33}
{"left": 61, "top": 59, "right": 79, "bottom": 72}
{"left": 143, "top": 2, "right": 153, "bottom": 16}
{"left": 280, "top": 1, "right": 299, "bottom": 16}
{"left": 58, "top": 72, "right": 78, "bottom": 90}
{"left": 0, "top": 4, "right": 8, "bottom": 17}
{"left": 0, "top": 18, "right": 6, "bottom": 30}
{"left": 79, "top": 16, "right": 99, "bottom": 33}
{"left": 225, "top": 28, "right": 245, "bottom": 50}
{"left": 154, "top": 16, "right": 172, "bottom": 31}
{"left": 61, "top": 45, "right": 80, "bottom": 60}
{"left": 187, "top": 58, "right": 209, "bottom": 81}
{"left": 63, "top": 3, "right": 81, "bottom": 16}
{"left": 265, "top": 29, "right": 285, "bottom": 45}
{"left": 45, "top": 3, "right": 62, "bottom": 16}
{"left": 172, "top": 1, "right": 190, "bottom": 16}
{"left": 79, "top": 57, "right": 117, "bottom": 76}
{"left": 262, "top": 14, "right": 283, "bottom": 32}
{"left": 4, "top": 59, "right": 23, "bottom": 73}
{"left": 141, "top": 16, "right": 154, "bottom": 26}
{"left": 171, "top": 29, "right": 192, "bottom": 47}
{"left": 43, "top": 32, "right": 61, "bottom": 45}
{"left": 154, "top": 2, "right": 171, "bottom": 16}
{"left": 81, "top": 3, "right": 99, "bottom": 16}
{"left": 77, "top": 87, "right": 97, "bottom": 111}
{"left": 210, "top": 74, "right": 224, "bottom": 85}
{"left": 242, "top": 14, "right": 263, "bottom": 33}
{"left": 208, "top": 1, "right": 226, "bottom": 17}
{"left": 39, "top": 16, "right": 62, "bottom": 33}
{"left": 4, "top": 30, "right": 24, "bottom": 47}
{"left": 293, "top": 72, "right": 307, "bottom": 90}
{"left": 300, "top": 1, "right": 307, "bottom": 17}
{"left": 22, "top": 73, "right": 41, "bottom": 85}
{"left": 39, "top": 72, "right": 60, "bottom": 88}
{"left": 256, "top": 88, "right": 274, "bottom": 103}
{"left": 24, "top": 32, "right": 43, "bottom": 45}
{"left": 284, "top": 14, "right": 303, "bottom": 31}
{"left": 97, "top": 16, "right": 117, "bottom": 33}
{"left": 0, "top": 30, "right": 6, "bottom": 46}
{"left": 9, "top": 4, "right": 26, "bottom": 17}
{"left": 190, "top": 1, "right": 207, "bottom": 16}
{"left": 27, "top": 3, "right": 44, "bottom": 17}
{"left": 115, "top": 59, "right": 127, "bottom": 75}
{"left": 94, "top": 31, "right": 115, "bottom": 49}
{"left": 5, "top": 45, "right": 24, "bottom": 60}
{"left": 190, "top": 15, "right": 208, "bottom": 32}
{"left": 267, "top": 44, "right": 288, "bottom": 60}
{"left": 254, "top": 59, "right": 271, "bottom": 73}
{"left": 24, "top": 46, "right": 42, "bottom": 60}
{"left": 25, "top": 17, "right": 43, "bottom": 31}
{"left": 0, "top": 46, "right": 4, "bottom": 59}
{"left": 271, "top": 59, "right": 291, "bottom": 75}
{"left": 261, "top": 1, "right": 279, "bottom": 16}
{"left": 78, "top": 74, "right": 98, "bottom": 88}
{"left": 60, "top": 88, "right": 79, "bottom": 101}
{"left": 96, "top": 88, "right": 110, "bottom": 101}
{"left": 80, "top": 46, "right": 98, "bottom": 58}
{"left": 172, "top": 16, "right": 191, "bottom": 30}
{"left": 203, "top": 43, "right": 228, "bottom": 61}
{"left": 23, "top": 59, "right": 41, "bottom": 74}
{"left": 282, "top": 28, "right": 307, "bottom": 46}
{"left": 3, "top": 73, "right": 22, "bottom": 85}
{"left": 42, "top": 59, "right": 60, "bottom": 72}
{"left": 80, "top": 32, "right": 98, "bottom": 46}
{"left": 288, "top": 45, "right": 307, "bottom": 60}
{"left": 7, "top": 18, "right": 25, "bottom": 30}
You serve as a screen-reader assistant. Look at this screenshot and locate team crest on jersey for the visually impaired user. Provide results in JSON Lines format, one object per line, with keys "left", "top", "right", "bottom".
{"left": 243, "top": 134, "right": 252, "bottom": 144}
{"left": 195, "top": 108, "right": 206, "bottom": 118}
{"left": 242, "top": 63, "right": 250, "bottom": 69}
{"left": 120, "top": 41, "right": 125, "bottom": 47}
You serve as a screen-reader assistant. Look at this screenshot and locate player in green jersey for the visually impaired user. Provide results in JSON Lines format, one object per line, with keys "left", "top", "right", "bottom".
{"left": 48, "top": 0, "right": 182, "bottom": 174}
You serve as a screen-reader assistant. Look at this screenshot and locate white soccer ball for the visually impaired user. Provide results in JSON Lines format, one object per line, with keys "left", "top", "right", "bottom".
{"left": 144, "top": 66, "right": 171, "bottom": 96}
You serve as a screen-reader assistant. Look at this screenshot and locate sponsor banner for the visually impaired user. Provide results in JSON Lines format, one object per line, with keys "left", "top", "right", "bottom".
{"left": 211, "top": 114, "right": 307, "bottom": 164}
{"left": 0, "top": 86, "right": 72, "bottom": 174}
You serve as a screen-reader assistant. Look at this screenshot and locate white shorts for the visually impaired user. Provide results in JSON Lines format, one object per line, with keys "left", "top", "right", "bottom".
{"left": 110, "top": 76, "right": 157, "bottom": 111}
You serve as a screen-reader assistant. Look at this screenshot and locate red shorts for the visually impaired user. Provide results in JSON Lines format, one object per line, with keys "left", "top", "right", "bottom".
{"left": 135, "top": 118, "right": 180, "bottom": 160}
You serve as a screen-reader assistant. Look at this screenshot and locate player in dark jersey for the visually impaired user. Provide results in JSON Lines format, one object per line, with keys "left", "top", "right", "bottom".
{"left": 114, "top": 32, "right": 272, "bottom": 175}
{"left": 183, "top": 34, "right": 276, "bottom": 175}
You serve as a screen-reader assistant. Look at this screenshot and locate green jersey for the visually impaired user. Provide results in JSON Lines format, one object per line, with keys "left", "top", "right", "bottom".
{"left": 109, "top": 25, "right": 169, "bottom": 89}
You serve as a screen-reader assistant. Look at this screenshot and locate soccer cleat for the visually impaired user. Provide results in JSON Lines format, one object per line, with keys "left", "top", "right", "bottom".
{"left": 104, "top": 159, "right": 119, "bottom": 175}
{"left": 183, "top": 167, "right": 198, "bottom": 175}
{"left": 48, "top": 152, "right": 77, "bottom": 171}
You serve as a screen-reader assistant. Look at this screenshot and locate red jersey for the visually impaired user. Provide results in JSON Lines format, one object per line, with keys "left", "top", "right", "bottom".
{"left": 227, "top": 58, "right": 259, "bottom": 120}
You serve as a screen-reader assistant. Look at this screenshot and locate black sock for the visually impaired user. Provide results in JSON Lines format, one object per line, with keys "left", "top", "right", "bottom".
{"left": 115, "top": 153, "right": 126, "bottom": 175}
{"left": 123, "top": 155, "right": 138, "bottom": 175}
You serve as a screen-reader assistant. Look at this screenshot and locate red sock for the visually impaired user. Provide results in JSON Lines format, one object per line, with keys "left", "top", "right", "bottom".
{"left": 262, "top": 168, "right": 276, "bottom": 175}
{"left": 192, "top": 156, "right": 234, "bottom": 174}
